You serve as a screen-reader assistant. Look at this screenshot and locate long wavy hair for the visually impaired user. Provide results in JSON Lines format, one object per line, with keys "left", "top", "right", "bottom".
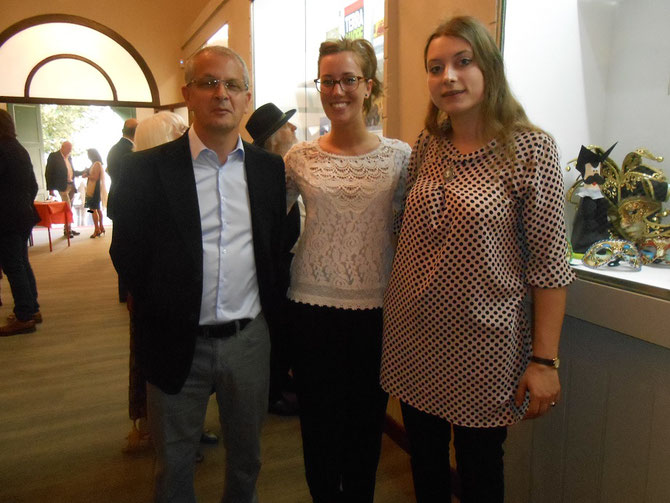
{"left": 424, "top": 17, "right": 539, "bottom": 157}
{"left": 318, "top": 38, "right": 382, "bottom": 116}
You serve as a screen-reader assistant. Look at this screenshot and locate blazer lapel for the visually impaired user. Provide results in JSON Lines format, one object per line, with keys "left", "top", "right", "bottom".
{"left": 157, "top": 133, "right": 203, "bottom": 263}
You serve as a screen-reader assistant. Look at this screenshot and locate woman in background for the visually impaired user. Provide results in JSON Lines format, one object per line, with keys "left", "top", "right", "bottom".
{"left": 284, "top": 38, "right": 410, "bottom": 502}
{"left": 83, "top": 148, "right": 105, "bottom": 238}
{"left": 381, "top": 17, "right": 575, "bottom": 502}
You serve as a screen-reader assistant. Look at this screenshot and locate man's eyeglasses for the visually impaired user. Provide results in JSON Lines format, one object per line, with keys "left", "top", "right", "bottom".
{"left": 187, "top": 78, "right": 248, "bottom": 93}
{"left": 314, "top": 76, "right": 366, "bottom": 93}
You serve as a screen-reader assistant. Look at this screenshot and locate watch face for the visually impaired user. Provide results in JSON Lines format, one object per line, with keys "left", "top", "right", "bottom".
{"left": 553, "top": 358, "right": 560, "bottom": 369}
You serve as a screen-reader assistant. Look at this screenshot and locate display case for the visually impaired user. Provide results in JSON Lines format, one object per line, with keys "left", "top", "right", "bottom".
{"left": 502, "top": 1, "right": 670, "bottom": 501}
{"left": 503, "top": 0, "right": 670, "bottom": 330}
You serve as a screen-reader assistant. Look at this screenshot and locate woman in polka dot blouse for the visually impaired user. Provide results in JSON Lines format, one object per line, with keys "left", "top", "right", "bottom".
{"left": 380, "top": 16, "right": 575, "bottom": 502}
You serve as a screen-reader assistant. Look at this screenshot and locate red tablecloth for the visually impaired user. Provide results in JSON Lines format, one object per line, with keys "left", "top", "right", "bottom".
{"left": 34, "top": 201, "right": 73, "bottom": 228}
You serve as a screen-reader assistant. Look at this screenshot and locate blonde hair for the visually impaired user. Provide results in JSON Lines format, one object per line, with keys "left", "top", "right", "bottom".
{"left": 134, "top": 112, "right": 188, "bottom": 152}
{"left": 424, "top": 16, "right": 539, "bottom": 157}
{"left": 318, "top": 38, "right": 381, "bottom": 115}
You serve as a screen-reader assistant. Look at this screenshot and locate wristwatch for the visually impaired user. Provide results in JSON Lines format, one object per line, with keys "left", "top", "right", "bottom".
{"left": 530, "top": 355, "right": 560, "bottom": 369}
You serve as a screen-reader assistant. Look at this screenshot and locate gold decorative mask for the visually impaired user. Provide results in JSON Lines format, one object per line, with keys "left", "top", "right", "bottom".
{"left": 582, "top": 239, "right": 642, "bottom": 271}
{"left": 638, "top": 238, "right": 670, "bottom": 265}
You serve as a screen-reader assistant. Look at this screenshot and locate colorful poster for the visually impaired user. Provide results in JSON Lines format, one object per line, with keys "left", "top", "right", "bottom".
{"left": 344, "top": 0, "right": 364, "bottom": 40}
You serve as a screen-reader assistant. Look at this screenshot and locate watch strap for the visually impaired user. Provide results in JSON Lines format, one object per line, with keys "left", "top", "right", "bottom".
{"left": 530, "top": 355, "right": 559, "bottom": 368}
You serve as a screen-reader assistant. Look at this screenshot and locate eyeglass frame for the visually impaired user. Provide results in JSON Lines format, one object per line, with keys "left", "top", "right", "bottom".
{"left": 313, "top": 76, "right": 368, "bottom": 93}
{"left": 186, "top": 77, "right": 249, "bottom": 93}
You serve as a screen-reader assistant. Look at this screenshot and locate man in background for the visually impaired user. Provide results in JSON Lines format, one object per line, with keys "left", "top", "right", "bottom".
{"left": 107, "top": 118, "right": 138, "bottom": 209}
{"left": 45, "top": 141, "right": 82, "bottom": 238}
{"left": 106, "top": 118, "right": 137, "bottom": 302}
{"left": 246, "top": 102, "right": 301, "bottom": 417}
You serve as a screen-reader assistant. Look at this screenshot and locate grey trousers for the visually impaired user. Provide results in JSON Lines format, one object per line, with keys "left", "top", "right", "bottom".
{"left": 147, "top": 313, "right": 270, "bottom": 503}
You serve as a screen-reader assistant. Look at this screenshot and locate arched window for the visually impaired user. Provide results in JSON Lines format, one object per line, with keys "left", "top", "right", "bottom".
{"left": 0, "top": 15, "right": 159, "bottom": 106}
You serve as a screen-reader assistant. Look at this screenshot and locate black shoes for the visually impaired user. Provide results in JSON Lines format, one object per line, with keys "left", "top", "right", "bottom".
{"left": 268, "top": 397, "right": 299, "bottom": 416}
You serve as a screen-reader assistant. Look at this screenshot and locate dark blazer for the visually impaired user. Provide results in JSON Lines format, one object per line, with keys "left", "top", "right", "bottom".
{"left": 106, "top": 136, "right": 134, "bottom": 219}
{"left": 106, "top": 136, "right": 133, "bottom": 182}
{"left": 0, "top": 137, "right": 39, "bottom": 236}
{"left": 44, "top": 150, "right": 80, "bottom": 192}
{"left": 110, "top": 132, "right": 291, "bottom": 394}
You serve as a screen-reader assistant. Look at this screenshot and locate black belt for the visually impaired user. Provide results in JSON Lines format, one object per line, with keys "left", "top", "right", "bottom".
{"left": 199, "top": 318, "right": 251, "bottom": 338}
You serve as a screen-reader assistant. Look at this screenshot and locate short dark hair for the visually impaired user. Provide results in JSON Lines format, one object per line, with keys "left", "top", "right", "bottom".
{"left": 0, "top": 109, "right": 16, "bottom": 139}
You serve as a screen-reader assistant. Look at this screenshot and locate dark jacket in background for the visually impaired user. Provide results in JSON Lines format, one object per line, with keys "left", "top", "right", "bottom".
{"left": 0, "top": 137, "right": 39, "bottom": 236}
{"left": 107, "top": 136, "right": 133, "bottom": 182}
{"left": 106, "top": 137, "right": 134, "bottom": 219}
{"left": 44, "top": 150, "right": 79, "bottom": 192}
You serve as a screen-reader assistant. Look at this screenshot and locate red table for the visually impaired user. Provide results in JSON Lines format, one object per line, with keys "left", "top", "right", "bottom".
{"left": 33, "top": 201, "right": 73, "bottom": 251}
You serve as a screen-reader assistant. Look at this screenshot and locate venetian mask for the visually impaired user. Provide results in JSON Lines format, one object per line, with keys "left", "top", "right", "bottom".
{"left": 582, "top": 239, "right": 642, "bottom": 271}
{"left": 638, "top": 238, "right": 670, "bottom": 265}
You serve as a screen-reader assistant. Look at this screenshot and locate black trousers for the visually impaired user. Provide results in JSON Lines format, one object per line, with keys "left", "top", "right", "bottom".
{"left": 0, "top": 232, "right": 39, "bottom": 321}
{"left": 401, "top": 402, "right": 507, "bottom": 503}
{"left": 290, "top": 301, "right": 388, "bottom": 503}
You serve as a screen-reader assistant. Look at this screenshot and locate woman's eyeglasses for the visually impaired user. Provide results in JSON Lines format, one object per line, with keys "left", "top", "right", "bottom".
{"left": 314, "top": 76, "right": 366, "bottom": 93}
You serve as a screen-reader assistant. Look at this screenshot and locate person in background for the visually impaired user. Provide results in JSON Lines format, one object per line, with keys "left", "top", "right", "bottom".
{"left": 110, "top": 46, "right": 290, "bottom": 503}
{"left": 107, "top": 118, "right": 138, "bottom": 303}
{"left": 82, "top": 148, "right": 106, "bottom": 238}
{"left": 284, "top": 38, "right": 410, "bottom": 502}
{"left": 380, "top": 17, "right": 575, "bottom": 502}
{"left": 106, "top": 118, "right": 138, "bottom": 215}
{"left": 45, "top": 140, "right": 83, "bottom": 238}
{"left": 0, "top": 109, "right": 41, "bottom": 336}
{"left": 245, "top": 102, "right": 300, "bottom": 416}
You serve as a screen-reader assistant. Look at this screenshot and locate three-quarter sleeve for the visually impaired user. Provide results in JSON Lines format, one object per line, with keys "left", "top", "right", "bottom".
{"left": 519, "top": 133, "right": 575, "bottom": 288}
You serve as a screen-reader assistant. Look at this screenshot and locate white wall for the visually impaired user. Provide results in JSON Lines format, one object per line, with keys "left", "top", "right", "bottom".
{"left": 603, "top": 0, "right": 670, "bottom": 161}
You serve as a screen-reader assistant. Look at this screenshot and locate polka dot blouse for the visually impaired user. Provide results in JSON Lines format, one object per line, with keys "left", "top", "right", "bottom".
{"left": 380, "top": 129, "right": 575, "bottom": 428}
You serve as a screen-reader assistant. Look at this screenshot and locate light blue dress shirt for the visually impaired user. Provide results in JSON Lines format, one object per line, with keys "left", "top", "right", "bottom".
{"left": 188, "top": 128, "right": 261, "bottom": 325}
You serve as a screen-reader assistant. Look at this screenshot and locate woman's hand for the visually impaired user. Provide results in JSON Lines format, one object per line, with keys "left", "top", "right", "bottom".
{"left": 514, "top": 362, "right": 560, "bottom": 419}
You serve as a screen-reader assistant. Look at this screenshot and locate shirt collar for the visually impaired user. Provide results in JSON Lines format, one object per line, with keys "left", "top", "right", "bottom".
{"left": 188, "top": 127, "right": 245, "bottom": 164}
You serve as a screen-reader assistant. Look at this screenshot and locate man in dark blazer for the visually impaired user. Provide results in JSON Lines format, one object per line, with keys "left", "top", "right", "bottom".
{"left": 0, "top": 109, "right": 41, "bottom": 336}
{"left": 106, "top": 117, "right": 137, "bottom": 302}
{"left": 44, "top": 141, "right": 82, "bottom": 237}
{"left": 106, "top": 117, "right": 137, "bottom": 220}
{"left": 110, "top": 46, "right": 291, "bottom": 503}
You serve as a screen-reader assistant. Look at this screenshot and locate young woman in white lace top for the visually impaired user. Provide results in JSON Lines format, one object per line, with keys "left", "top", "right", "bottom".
{"left": 284, "top": 38, "right": 410, "bottom": 503}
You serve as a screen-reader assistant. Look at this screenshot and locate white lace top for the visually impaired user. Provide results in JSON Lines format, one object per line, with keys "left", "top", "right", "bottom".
{"left": 285, "top": 137, "right": 411, "bottom": 310}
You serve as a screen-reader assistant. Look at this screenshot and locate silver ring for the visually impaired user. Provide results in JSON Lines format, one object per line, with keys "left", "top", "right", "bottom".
{"left": 550, "top": 402, "right": 556, "bottom": 407}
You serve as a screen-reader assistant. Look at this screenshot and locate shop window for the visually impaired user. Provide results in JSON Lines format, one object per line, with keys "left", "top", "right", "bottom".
{"left": 252, "top": 0, "right": 385, "bottom": 142}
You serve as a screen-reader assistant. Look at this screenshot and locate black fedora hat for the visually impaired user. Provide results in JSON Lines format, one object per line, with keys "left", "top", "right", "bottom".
{"left": 245, "top": 103, "right": 296, "bottom": 146}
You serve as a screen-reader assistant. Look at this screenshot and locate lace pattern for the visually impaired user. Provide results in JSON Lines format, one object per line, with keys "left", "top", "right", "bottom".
{"left": 285, "top": 137, "right": 410, "bottom": 309}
